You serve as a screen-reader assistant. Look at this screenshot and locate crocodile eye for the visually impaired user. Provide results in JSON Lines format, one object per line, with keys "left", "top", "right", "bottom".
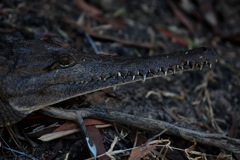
{"left": 59, "top": 55, "right": 75, "bottom": 67}
{"left": 43, "top": 54, "right": 76, "bottom": 71}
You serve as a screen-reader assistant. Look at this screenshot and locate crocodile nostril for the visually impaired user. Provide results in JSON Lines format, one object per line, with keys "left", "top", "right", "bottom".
{"left": 202, "top": 47, "right": 207, "bottom": 52}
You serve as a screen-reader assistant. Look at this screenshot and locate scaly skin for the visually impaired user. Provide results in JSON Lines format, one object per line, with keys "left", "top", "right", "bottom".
{"left": 0, "top": 40, "right": 219, "bottom": 126}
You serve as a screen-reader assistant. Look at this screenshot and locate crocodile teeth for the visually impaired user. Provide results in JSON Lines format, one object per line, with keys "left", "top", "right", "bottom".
{"left": 192, "top": 63, "right": 195, "bottom": 69}
{"left": 200, "top": 65, "right": 203, "bottom": 70}
{"left": 132, "top": 75, "right": 136, "bottom": 81}
{"left": 118, "top": 72, "right": 121, "bottom": 77}
{"left": 143, "top": 74, "right": 146, "bottom": 82}
{"left": 173, "top": 68, "right": 176, "bottom": 74}
{"left": 164, "top": 71, "right": 167, "bottom": 76}
{"left": 209, "top": 63, "right": 212, "bottom": 68}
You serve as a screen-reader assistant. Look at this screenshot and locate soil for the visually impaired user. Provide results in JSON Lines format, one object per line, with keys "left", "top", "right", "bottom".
{"left": 0, "top": 0, "right": 240, "bottom": 159}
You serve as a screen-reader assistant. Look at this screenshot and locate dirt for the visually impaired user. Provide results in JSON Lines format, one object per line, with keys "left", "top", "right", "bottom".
{"left": 0, "top": 0, "right": 240, "bottom": 159}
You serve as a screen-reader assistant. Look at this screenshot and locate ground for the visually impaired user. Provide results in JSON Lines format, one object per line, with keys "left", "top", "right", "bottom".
{"left": 0, "top": 0, "right": 240, "bottom": 159}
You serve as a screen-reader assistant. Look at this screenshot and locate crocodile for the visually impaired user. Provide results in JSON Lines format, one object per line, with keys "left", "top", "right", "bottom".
{"left": 0, "top": 40, "right": 218, "bottom": 126}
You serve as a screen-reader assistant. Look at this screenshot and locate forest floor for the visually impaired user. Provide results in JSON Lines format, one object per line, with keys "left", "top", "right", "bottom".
{"left": 0, "top": 0, "right": 240, "bottom": 159}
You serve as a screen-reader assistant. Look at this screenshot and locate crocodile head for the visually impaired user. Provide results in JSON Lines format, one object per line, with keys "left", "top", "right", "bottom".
{"left": 0, "top": 40, "right": 219, "bottom": 126}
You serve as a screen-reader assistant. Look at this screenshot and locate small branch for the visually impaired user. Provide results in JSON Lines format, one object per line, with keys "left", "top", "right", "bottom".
{"left": 41, "top": 107, "right": 240, "bottom": 154}
{"left": 64, "top": 19, "right": 159, "bottom": 49}
{"left": 87, "top": 30, "right": 158, "bottom": 49}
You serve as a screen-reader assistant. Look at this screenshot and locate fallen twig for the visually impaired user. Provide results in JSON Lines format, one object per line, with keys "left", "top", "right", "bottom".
{"left": 41, "top": 107, "right": 240, "bottom": 154}
{"left": 64, "top": 19, "right": 159, "bottom": 49}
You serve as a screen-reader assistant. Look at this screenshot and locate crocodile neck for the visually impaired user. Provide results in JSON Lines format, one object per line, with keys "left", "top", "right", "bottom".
{"left": 0, "top": 40, "right": 218, "bottom": 126}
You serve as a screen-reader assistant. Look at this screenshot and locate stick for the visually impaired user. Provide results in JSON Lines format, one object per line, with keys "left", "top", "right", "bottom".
{"left": 41, "top": 107, "right": 240, "bottom": 154}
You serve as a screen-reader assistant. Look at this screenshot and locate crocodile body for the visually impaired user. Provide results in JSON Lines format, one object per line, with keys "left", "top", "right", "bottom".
{"left": 0, "top": 40, "right": 218, "bottom": 126}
